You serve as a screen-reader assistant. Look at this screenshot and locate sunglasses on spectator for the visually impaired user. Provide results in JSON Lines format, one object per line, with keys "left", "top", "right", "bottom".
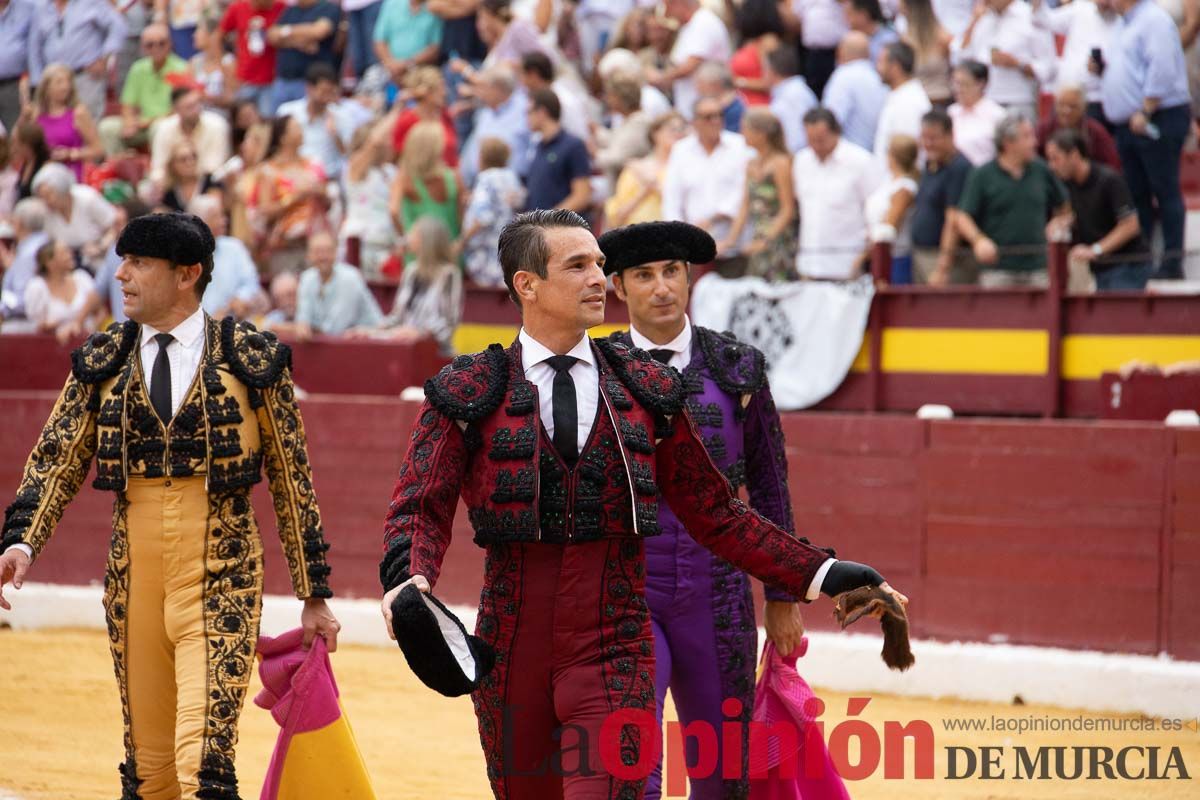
{"left": 695, "top": 112, "right": 722, "bottom": 121}
{"left": 144, "top": 39, "right": 170, "bottom": 48}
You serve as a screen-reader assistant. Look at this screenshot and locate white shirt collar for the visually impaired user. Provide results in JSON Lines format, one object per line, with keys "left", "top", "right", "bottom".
{"left": 628, "top": 315, "right": 692, "bottom": 357}
{"left": 518, "top": 328, "right": 596, "bottom": 373}
{"left": 141, "top": 306, "right": 206, "bottom": 350}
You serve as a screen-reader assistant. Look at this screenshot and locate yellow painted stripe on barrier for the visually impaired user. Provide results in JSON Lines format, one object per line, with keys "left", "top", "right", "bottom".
{"left": 1061, "top": 334, "right": 1200, "bottom": 380}
{"left": 453, "top": 323, "right": 628, "bottom": 356}
{"left": 880, "top": 328, "right": 1050, "bottom": 375}
{"left": 454, "top": 325, "right": 1200, "bottom": 381}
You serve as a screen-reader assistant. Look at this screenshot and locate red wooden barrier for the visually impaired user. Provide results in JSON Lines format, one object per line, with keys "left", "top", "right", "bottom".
{"left": 3, "top": 392, "right": 1196, "bottom": 659}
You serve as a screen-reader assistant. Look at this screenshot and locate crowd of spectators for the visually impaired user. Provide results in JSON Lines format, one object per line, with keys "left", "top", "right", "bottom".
{"left": 1, "top": 0, "right": 1197, "bottom": 350}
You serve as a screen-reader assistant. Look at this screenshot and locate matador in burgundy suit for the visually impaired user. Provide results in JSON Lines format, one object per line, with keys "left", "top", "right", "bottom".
{"left": 378, "top": 211, "right": 897, "bottom": 800}
{"left": 601, "top": 220, "right": 809, "bottom": 800}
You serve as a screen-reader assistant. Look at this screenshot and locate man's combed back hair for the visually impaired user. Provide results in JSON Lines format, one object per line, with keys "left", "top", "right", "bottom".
{"left": 497, "top": 210, "right": 590, "bottom": 306}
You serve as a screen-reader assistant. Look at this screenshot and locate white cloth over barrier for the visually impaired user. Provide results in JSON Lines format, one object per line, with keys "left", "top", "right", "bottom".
{"left": 689, "top": 273, "right": 875, "bottom": 410}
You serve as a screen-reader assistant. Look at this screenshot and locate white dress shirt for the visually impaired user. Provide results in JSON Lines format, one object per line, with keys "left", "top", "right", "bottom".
{"left": 140, "top": 305, "right": 207, "bottom": 417}
{"left": 6, "top": 307, "right": 207, "bottom": 561}
{"left": 670, "top": 6, "right": 732, "bottom": 118}
{"left": 770, "top": 76, "right": 819, "bottom": 154}
{"left": 518, "top": 328, "right": 599, "bottom": 457}
{"left": 149, "top": 110, "right": 232, "bottom": 184}
{"left": 661, "top": 132, "right": 752, "bottom": 242}
{"left": 953, "top": 1, "right": 1057, "bottom": 107}
{"left": 628, "top": 316, "right": 693, "bottom": 371}
{"left": 874, "top": 79, "right": 932, "bottom": 163}
{"left": 626, "top": 316, "right": 833, "bottom": 600}
{"left": 793, "top": 137, "right": 881, "bottom": 279}
{"left": 791, "top": 0, "right": 849, "bottom": 49}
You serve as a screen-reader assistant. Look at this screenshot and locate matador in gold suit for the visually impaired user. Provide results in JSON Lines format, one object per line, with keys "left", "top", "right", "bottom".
{"left": 0, "top": 213, "right": 335, "bottom": 799}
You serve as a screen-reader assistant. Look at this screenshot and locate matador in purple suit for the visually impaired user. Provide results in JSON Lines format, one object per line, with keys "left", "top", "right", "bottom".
{"left": 601, "top": 221, "right": 813, "bottom": 800}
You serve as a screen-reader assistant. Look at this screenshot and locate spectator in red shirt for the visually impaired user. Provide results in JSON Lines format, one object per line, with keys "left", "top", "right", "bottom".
{"left": 221, "top": 0, "right": 287, "bottom": 117}
{"left": 1037, "top": 83, "right": 1122, "bottom": 172}
{"left": 391, "top": 65, "right": 458, "bottom": 166}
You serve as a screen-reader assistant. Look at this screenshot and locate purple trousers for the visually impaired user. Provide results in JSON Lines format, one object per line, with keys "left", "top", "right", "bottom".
{"left": 644, "top": 527, "right": 757, "bottom": 800}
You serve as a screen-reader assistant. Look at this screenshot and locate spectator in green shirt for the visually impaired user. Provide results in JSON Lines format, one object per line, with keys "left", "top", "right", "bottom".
{"left": 373, "top": 0, "right": 443, "bottom": 89}
{"left": 98, "top": 23, "right": 190, "bottom": 156}
{"left": 955, "top": 112, "right": 1072, "bottom": 287}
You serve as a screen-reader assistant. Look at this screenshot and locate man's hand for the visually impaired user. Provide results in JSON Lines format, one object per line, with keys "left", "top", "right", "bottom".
{"left": 300, "top": 597, "right": 341, "bottom": 651}
{"left": 763, "top": 600, "right": 804, "bottom": 657}
{"left": 0, "top": 548, "right": 32, "bottom": 611}
{"left": 820, "top": 560, "right": 909, "bottom": 616}
{"left": 381, "top": 574, "right": 430, "bottom": 640}
{"left": 86, "top": 57, "right": 108, "bottom": 78}
{"left": 1129, "top": 111, "right": 1149, "bottom": 136}
{"left": 929, "top": 254, "right": 952, "bottom": 286}
{"left": 973, "top": 237, "right": 999, "bottom": 265}
{"left": 990, "top": 49, "right": 1020, "bottom": 70}
{"left": 1069, "top": 243, "right": 1096, "bottom": 263}
{"left": 56, "top": 319, "right": 84, "bottom": 345}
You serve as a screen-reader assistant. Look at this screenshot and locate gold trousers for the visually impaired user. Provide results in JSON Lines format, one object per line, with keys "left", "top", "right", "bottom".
{"left": 104, "top": 477, "right": 264, "bottom": 800}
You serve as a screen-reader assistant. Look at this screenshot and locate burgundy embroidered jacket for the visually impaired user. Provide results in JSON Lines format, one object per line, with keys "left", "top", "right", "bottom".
{"left": 380, "top": 338, "right": 831, "bottom": 599}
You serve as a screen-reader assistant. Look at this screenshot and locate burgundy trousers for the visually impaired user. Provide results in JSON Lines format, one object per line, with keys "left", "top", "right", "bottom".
{"left": 471, "top": 538, "right": 659, "bottom": 800}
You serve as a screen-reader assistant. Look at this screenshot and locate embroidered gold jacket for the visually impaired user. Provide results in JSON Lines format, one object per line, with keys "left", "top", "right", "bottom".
{"left": 1, "top": 315, "right": 333, "bottom": 599}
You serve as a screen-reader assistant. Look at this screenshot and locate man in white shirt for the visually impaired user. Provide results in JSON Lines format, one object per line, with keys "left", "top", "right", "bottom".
{"left": 150, "top": 86, "right": 232, "bottom": 184}
{"left": 874, "top": 40, "right": 932, "bottom": 162}
{"left": 377, "top": 208, "right": 899, "bottom": 799}
{"left": 765, "top": 47, "right": 819, "bottom": 153}
{"left": 276, "top": 63, "right": 356, "bottom": 180}
{"left": 1031, "top": 0, "right": 1119, "bottom": 123}
{"left": 824, "top": 30, "right": 889, "bottom": 151}
{"left": 190, "top": 195, "right": 268, "bottom": 320}
{"left": 793, "top": 107, "right": 881, "bottom": 278}
{"left": 953, "top": 0, "right": 1057, "bottom": 119}
{"left": 655, "top": 0, "right": 732, "bottom": 119}
{"left": 662, "top": 96, "right": 753, "bottom": 266}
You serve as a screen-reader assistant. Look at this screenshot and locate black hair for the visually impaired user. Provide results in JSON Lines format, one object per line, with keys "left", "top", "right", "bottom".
{"left": 736, "top": 0, "right": 785, "bottom": 40}
{"left": 305, "top": 61, "right": 338, "bottom": 86}
{"left": 266, "top": 115, "right": 293, "bottom": 160}
{"left": 956, "top": 59, "right": 989, "bottom": 85}
{"left": 497, "top": 210, "right": 590, "bottom": 306}
{"left": 849, "top": 0, "right": 886, "bottom": 23}
{"left": 766, "top": 46, "right": 800, "bottom": 78}
{"left": 802, "top": 106, "right": 842, "bottom": 135}
{"left": 521, "top": 51, "right": 555, "bottom": 83}
{"left": 921, "top": 108, "right": 953, "bottom": 133}
{"left": 1048, "top": 127, "right": 1090, "bottom": 159}
{"left": 884, "top": 41, "right": 916, "bottom": 76}
{"left": 529, "top": 87, "right": 561, "bottom": 122}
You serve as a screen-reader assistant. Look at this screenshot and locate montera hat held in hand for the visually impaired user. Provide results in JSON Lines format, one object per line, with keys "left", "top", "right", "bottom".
{"left": 390, "top": 585, "right": 496, "bottom": 697}
{"left": 597, "top": 220, "right": 717, "bottom": 276}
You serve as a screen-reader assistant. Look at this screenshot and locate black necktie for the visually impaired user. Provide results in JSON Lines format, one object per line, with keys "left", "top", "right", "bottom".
{"left": 546, "top": 355, "right": 578, "bottom": 466}
{"left": 150, "top": 332, "right": 174, "bottom": 424}
{"left": 649, "top": 348, "right": 674, "bottom": 365}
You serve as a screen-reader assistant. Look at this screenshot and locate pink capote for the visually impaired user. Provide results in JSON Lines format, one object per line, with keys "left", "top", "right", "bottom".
{"left": 748, "top": 639, "right": 851, "bottom": 800}
{"left": 255, "top": 629, "right": 377, "bottom": 799}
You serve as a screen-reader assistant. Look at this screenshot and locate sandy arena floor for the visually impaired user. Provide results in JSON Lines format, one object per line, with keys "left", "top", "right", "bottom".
{"left": 0, "top": 628, "right": 1195, "bottom": 799}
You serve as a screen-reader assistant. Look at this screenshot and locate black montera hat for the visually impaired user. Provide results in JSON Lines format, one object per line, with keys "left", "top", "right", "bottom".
{"left": 597, "top": 220, "right": 717, "bottom": 276}
{"left": 115, "top": 212, "right": 215, "bottom": 266}
{"left": 390, "top": 585, "right": 496, "bottom": 697}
